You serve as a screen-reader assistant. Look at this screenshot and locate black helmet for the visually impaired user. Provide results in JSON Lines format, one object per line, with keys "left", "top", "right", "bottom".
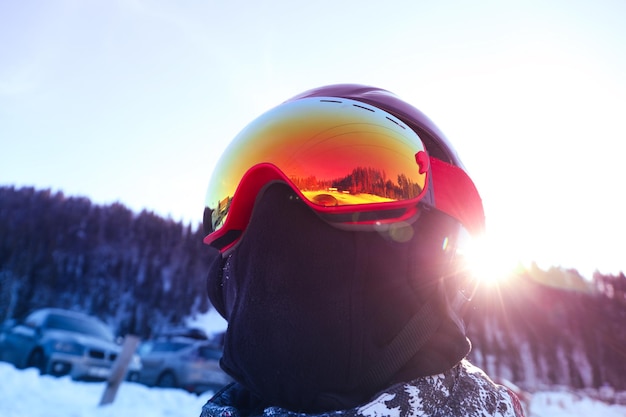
{"left": 204, "top": 85, "right": 484, "bottom": 412}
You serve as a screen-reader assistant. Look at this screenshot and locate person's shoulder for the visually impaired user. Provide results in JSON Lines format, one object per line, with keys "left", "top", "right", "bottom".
{"left": 199, "top": 363, "right": 525, "bottom": 417}
{"left": 453, "top": 360, "right": 526, "bottom": 417}
{"left": 356, "top": 361, "right": 525, "bottom": 417}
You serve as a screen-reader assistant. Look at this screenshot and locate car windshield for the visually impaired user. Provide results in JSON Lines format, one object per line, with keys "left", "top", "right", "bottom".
{"left": 45, "top": 314, "right": 114, "bottom": 341}
{"left": 151, "top": 341, "right": 193, "bottom": 352}
{"left": 197, "top": 346, "right": 222, "bottom": 360}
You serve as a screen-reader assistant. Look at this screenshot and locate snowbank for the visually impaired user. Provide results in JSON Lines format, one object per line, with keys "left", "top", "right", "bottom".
{"left": 1, "top": 360, "right": 625, "bottom": 417}
{"left": 528, "top": 390, "right": 626, "bottom": 417}
{"left": 0, "top": 363, "right": 212, "bottom": 417}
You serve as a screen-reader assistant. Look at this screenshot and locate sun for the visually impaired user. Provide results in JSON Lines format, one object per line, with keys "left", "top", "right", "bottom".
{"left": 458, "top": 234, "right": 520, "bottom": 286}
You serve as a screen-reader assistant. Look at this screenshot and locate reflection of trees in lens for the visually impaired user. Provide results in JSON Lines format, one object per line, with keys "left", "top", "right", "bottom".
{"left": 290, "top": 167, "right": 422, "bottom": 201}
{"left": 212, "top": 196, "right": 231, "bottom": 229}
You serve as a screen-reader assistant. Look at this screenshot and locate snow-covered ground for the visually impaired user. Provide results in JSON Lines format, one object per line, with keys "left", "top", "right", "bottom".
{"left": 0, "top": 363, "right": 211, "bottom": 417}
{"left": 1, "top": 362, "right": 625, "bottom": 417}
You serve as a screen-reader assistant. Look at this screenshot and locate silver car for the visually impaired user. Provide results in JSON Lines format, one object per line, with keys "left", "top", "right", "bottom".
{"left": 137, "top": 336, "right": 232, "bottom": 394}
{"left": 0, "top": 308, "right": 141, "bottom": 381}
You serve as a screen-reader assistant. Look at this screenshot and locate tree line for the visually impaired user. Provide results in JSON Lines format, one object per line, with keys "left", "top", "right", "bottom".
{"left": 290, "top": 166, "right": 423, "bottom": 199}
{"left": 0, "top": 186, "right": 211, "bottom": 338}
{"left": 467, "top": 265, "right": 626, "bottom": 391}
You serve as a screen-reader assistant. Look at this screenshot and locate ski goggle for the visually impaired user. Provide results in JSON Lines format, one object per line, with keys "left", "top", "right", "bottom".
{"left": 203, "top": 97, "right": 432, "bottom": 251}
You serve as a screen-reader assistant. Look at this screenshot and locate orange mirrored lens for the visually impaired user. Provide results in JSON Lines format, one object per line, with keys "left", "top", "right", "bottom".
{"left": 205, "top": 97, "right": 428, "bottom": 233}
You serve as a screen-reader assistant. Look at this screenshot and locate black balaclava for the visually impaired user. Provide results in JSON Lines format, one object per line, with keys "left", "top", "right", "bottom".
{"left": 206, "top": 182, "right": 471, "bottom": 412}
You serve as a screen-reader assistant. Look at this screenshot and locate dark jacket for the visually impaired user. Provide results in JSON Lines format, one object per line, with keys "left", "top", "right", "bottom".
{"left": 200, "top": 360, "right": 525, "bottom": 417}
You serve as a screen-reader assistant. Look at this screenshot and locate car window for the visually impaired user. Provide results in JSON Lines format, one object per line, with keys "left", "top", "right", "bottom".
{"left": 137, "top": 342, "right": 154, "bottom": 355}
{"left": 44, "top": 314, "right": 114, "bottom": 342}
{"left": 144, "top": 341, "right": 193, "bottom": 353}
{"left": 24, "top": 310, "right": 47, "bottom": 327}
{"left": 197, "top": 346, "right": 222, "bottom": 361}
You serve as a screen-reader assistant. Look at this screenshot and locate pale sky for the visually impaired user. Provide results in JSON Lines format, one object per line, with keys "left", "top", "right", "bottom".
{"left": 1, "top": 0, "right": 625, "bottom": 280}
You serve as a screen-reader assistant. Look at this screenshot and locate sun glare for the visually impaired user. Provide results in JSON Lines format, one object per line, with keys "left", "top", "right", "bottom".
{"left": 459, "top": 235, "right": 519, "bottom": 286}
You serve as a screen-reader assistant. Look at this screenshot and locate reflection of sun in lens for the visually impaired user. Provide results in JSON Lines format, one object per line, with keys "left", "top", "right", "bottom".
{"left": 461, "top": 236, "right": 519, "bottom": 285}
{"left": 311, "top": 193, "right": 339, "bottom": 207}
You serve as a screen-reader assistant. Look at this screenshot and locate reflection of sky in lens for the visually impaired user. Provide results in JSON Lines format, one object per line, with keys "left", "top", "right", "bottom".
{"left": 2, "top": 1, "right": 626, "bottom": 280}
{"left": 281, "top": 129, "right": 412, "bottom": 181}
{"left": 246, "top": 101, "right": 422, "bottom": 182}
{"left": 206, "top": 98, "right": 426, "bottom": 208}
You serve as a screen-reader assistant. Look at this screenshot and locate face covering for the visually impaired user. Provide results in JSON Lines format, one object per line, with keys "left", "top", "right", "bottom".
{"left": 207, "top": 182, "right": 470, "bottom": 412}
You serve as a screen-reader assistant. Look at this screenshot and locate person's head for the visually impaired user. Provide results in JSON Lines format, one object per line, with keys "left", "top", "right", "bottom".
{"left": 203, "top": 84, "right": 485, "bottom": 412}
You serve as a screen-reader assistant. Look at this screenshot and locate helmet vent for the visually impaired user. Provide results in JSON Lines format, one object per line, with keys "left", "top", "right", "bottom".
{"left": 385, "top": 116, "right": 406, "bottom": 130}
{"left": 352, "top": 103, "right": 375, "bottom": 112}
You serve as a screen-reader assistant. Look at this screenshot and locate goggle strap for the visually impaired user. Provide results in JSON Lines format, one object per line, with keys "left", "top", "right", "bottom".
{"left": 363, "top": 299, "right": 441, "bottom": 388}
{"left": 429, "top": 156, "right": 485, "bottom": 236}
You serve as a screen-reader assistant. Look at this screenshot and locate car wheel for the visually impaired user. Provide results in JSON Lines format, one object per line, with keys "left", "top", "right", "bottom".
{"left": 27, "top": 349, "right": 47, "bottom": 374}
{"left": 156, "top": 371, "right": 177, "bottom": 388}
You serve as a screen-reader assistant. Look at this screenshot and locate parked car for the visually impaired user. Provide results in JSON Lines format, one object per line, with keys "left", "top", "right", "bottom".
{"left": 156, "top": 326, "right": 225, "bottom": 347}
{"left": 136, "top": 335, "right": 232, "bottom": 394}
{"left": 0, "top": 308, "right": 141, "bottom": 381}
